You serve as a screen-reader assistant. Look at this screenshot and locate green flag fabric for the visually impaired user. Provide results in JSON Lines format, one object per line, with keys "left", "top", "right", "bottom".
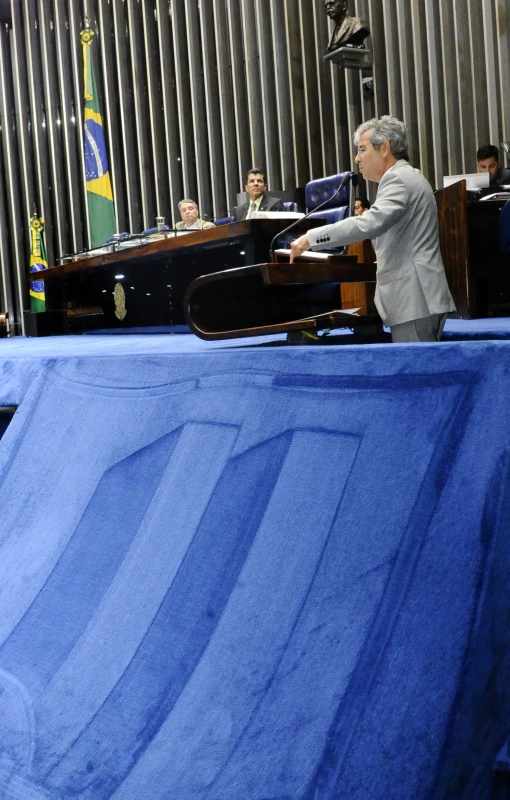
{"left": 81, "top": 27, "right": 116, "bottom": 248}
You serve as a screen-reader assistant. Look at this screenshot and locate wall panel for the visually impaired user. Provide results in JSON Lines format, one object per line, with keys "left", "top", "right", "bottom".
{"left": 0, "top": 0, "right": 507, "bottom": 331}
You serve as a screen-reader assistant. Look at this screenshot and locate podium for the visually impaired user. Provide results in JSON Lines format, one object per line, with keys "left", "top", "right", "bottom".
{"left": 184, "top": 252, "right": 379, "bottom": 340}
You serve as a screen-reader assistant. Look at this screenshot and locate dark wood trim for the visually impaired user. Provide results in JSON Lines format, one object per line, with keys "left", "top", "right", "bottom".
{"left": 435, "top": 181, "right": 471, "bottom": 319}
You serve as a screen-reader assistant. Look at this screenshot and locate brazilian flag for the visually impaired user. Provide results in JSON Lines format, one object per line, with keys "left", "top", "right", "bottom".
{"left": 81, "top": 26, "right": 116, "bottom": 248}
{"left": 29, "top": 214, "right": 47, "bottom": 313}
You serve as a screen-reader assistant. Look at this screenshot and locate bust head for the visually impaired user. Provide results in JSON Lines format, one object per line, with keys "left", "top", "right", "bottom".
{"left": 324, "top": 0, "right": 348, "bottom": 22}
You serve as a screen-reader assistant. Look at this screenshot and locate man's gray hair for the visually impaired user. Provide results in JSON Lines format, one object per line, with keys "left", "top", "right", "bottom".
{"left": 178, "top": 198, "right": 198, "bottom": 210}
{"left": 354, "top": 115, "right": 409, "bottom": 161}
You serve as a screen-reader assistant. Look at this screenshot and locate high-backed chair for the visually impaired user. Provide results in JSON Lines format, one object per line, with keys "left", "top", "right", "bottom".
{"left": 305, "top": 172, "right": 353, "bottom": 223}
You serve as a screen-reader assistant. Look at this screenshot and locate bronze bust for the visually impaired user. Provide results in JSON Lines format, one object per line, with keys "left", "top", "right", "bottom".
{"left": 324, "top": 0, "right": 370, "bottom": 52}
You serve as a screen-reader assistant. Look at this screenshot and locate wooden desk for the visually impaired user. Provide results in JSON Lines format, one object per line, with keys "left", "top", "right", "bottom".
{"left": 185, "top": 255, "right": 378, "bottom": 340}
{"left": 468, "top": 199, "right": 510, "bottom": 317}
{"left": 344, "top": 239, "right": 377, "bottom": 316}
{"left": 435, "top": 181, "right": 510, "bottom": 318}
{"left": 26, "top": 219, "right": 324, "bottom": 334}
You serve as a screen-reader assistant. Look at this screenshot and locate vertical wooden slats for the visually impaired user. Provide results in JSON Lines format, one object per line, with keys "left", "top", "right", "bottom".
{"left": 284, "top": 0, "right": 308, "bottom": 188}
{"left": 200, "top": 0, "right": 226, "bottom": 218}
{"left": 142, "top": 0, "right": 170, "bottom": 225}
{"left": 496, "top": 0, "right": 510, "bottom": 155}
{"left": 410, "top": 1, "right": 431, "bottom": 175}
{"left": 481, "top": 0, "right": 501, "bottom": 147}
{"left": 112, "top": 0, "right": 141, "bottom": 234}
{"left": 38, "top": 0, "right": 69, "bottom": 256}
{"left": 367, "top": 0, "right": 388, "bottom": 119}
{"left": 312, "top": 1, "right": 338, "bottom": 177}
{"left": 127, "top": 0, "right": 154, "bottom": 230}
{"left": 454, "top": 0, "right": 476, "bottom": 173}
{"left": 23, "top": 0, "right": 54, "bottom": 268}
{"left": 156, "top": 0, "right": 183, "bottom": 224}
{"left": 171, "top": 0, "right": 196, "bottom": 201}
{"left": 255, "top": 0, "right": 280, "bottom": 188}
{"left": 0, "top": 21, "right": 23, "bottom": 329}
{"left": 439, "top": 2, "right": 463, "bottom": 176}
{"left": 54, "top": 0, "right": 84, "bottom": 253}
{"left": 299, "top": 0, "right": 321, "bottom": 181}
{"left": 240, "top": 0, "right": 264, "bottom": 173}
{"left": 469, "top": 0, "right": 490, "bottom": 154}
{"left": 424, "top": 0, "right": 448, "bottom": 189}
{"left": 382, "top": 0, "right": 403, "bottom": 119}
{"left": 395, "top": 0, "right": 419, "bottom": 164}
{"left": 96, "top": 0, "right": 124, "bottom": 234}
{"left": 184, "top": 0, "right": 211, "bottom": 213}
{"left": 212, "top": 0, "right": 238, "bottom": 213}
{"left": 0, "top": 0, "right": 509, "bottom": 332}
{"left": 225, "top": 0, "right": 250, "bottom": 190}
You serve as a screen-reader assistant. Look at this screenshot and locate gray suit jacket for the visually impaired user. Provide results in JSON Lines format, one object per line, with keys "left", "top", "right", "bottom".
{"left": 175, "top": 219, "right": 215, "bottom": 230}
{"left": 307, "top": 160, "right": 456, "bottom": 326}
{"left": 234, "top": 193, "right": 284, "bottom": 222}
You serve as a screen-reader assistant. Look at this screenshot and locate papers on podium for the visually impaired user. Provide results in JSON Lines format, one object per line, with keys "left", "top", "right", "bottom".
{"left": 251, "top": 211, "right": 304, "bottom": 220}
{"left": 275, "top": 248, "right": 331, "bottom": 261}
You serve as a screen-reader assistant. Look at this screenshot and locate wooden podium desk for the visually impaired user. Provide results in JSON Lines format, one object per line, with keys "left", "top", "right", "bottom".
{"left": 184, "top": 253, "right": 378, "bottom": 340}
{"left": 435, "top": 181, "right": 510, "bottom": 318}
{"left": 26, "top": 219, "right": 325, "bottom": 335}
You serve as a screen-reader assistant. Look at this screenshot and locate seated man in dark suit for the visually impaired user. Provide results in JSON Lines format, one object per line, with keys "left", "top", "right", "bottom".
{"left": 477, "top": 144, "right": 510, "bottom": 188}
{"left": 233, "top": 168, "right": 284, "bottom": 221}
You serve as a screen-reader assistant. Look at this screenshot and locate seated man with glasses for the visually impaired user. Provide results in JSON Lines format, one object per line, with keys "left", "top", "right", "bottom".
{"left": 290, "top": 115, "right": 456, "bottom": 343}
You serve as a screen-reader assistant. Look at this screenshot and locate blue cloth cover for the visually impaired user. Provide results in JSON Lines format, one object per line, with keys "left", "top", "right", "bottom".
{"left": 105, "top": 232, "right": 131, "bottom": 244}
{"left": 0, "top": 336, "right": 505, "bottom": 798}
{"left": 214, "top": 216, "right": 234, "bottom": 226}
{"left": 141, "top": 225, "right": 171, "bottom": 235}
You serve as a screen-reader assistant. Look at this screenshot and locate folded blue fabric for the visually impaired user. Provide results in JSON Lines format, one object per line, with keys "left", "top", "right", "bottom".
{"left": 0, "top": 339, "right": 506, "bottom": 798}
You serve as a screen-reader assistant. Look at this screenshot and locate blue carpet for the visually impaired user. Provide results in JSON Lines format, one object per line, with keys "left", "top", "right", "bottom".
{"left": 0, "top": 333, "right": 507, "bottom": 798}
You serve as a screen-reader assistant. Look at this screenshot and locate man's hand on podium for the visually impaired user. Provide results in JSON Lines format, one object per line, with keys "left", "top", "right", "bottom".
{"left": 290, "top": 234, "right": 311, "bottom": 263}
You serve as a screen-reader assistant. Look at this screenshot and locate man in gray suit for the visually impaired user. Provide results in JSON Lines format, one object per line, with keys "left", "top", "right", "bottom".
{"left": 290, "top": 116, "right": 456, "bottom": 342}
{"left": 234, "top": 168, "right": 284, "bottom": 221}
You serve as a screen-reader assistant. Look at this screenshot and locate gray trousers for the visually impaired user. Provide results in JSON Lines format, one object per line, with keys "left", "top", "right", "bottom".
{"left": 390, "top": 313, "right": 448, "bottom": 343}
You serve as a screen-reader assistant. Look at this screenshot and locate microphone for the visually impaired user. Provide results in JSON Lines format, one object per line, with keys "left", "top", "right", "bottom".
{"left": 268, "top": 172, "right": 358, "bottom": 262}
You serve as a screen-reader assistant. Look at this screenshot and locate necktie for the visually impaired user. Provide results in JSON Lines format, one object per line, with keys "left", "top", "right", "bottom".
{"left": 247, "top": 202, "right": 257, "bottom": 219}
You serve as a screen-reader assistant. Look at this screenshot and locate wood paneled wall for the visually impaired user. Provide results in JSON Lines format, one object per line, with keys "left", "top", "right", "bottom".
{"left": 0, "top": 0, "right": 507, "bottom": 333}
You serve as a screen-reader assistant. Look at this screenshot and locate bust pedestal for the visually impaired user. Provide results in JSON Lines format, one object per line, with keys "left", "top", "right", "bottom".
{"left": 324, "top": 46, "right": 372, "bottom": 70}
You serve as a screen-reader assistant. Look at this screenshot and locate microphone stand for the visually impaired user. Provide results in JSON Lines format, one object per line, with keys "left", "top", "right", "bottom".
{"left": 268, "top": 172, "right": 358, "bottom": 262}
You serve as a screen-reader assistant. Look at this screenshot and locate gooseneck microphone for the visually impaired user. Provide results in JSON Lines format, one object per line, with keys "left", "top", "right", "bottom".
{"left": 268, "top": 171, "right": 358, "bottom": 262}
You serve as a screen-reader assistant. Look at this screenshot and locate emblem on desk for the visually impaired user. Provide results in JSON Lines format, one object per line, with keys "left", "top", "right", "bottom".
{"left": 114, "top": 282, "right": 127, "bottom": 320}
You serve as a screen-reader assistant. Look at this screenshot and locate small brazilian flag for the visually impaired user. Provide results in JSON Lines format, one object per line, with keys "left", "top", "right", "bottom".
{"left": 29, "top": 214, "right": 47, "bottom": 313}
{"left": 81, "top": 25, "right": 116, "bottom": 248}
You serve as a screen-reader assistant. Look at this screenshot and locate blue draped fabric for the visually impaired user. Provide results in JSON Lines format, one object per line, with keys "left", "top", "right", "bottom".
{"left": 0, "top": 334, "right": 506, "bottom": 797}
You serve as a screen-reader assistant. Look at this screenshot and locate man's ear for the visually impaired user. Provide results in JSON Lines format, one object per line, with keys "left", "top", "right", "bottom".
{"left": 381, "top": 141, "right": 391, "bottom": 158}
